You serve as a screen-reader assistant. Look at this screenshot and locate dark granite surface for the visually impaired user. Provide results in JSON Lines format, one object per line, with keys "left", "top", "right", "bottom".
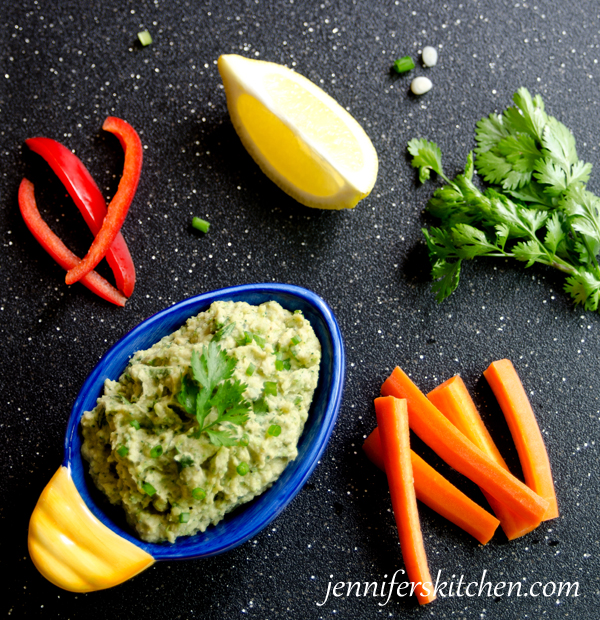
{"left": 1, "top": 0, "right": 599, "bottom": 617}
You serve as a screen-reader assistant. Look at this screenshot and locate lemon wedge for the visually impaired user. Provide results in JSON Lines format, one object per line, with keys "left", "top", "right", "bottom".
{"left": 218, "top": 54, "right": 378, "bottom": 210}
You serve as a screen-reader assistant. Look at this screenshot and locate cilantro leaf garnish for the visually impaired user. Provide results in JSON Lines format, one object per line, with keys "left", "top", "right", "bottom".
{"left": 213, "top": 321, "right": 236, "bottom": 342}
{"left": 205, "top": 429, "right": 239, "bottom": 447}
{"left": 407, "top": 138, "right": 447, "bottom": 184}
{"left": 176, "top": 340, "right": 250, "bottom": 446}
{"left": 409, "top": 88, "right": 600, "bottom": 312}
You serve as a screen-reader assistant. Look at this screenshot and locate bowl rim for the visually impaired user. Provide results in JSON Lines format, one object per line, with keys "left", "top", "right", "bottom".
{"left": 64, "top": 283, "right": 345, "bottom": 559}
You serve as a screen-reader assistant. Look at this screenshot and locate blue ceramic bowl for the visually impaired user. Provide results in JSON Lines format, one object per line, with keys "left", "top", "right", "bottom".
{"left": 65, "top": 283, "right": 345, "bottom": 560}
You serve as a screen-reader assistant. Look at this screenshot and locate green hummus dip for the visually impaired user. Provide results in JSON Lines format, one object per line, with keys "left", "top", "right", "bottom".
{"left": 81, "top": 300, "right": 321, "bottom": 543}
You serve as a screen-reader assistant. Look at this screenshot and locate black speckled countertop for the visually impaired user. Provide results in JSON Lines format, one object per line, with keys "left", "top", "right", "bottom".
{"left": 2, "top": 1, "right": 599, "bottom": 618}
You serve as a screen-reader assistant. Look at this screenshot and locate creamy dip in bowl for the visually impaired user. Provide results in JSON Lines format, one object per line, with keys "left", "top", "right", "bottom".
{"left": 29, "top": 283, "right": 344, "bottom": 591}
{"left": 81, "top": 298, "right": 322, "bottom": 544}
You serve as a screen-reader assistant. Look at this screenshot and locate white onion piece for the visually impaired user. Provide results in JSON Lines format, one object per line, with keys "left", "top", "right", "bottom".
{"left": 411, "top": 76, "right": 433, "bottom": 95}
{"left": 422, "top": 46, "right": 438, "bottom": 67}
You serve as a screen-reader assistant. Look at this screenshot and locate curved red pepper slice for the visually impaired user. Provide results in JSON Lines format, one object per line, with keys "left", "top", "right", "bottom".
{"left": 66, "top": 117, "right": 143, "bottom": 286}
{"left": 18, "top": 178, "right": 127, "bottom": 307}
{"left": 25, "top": 137, "right": 136, "bottom": 297}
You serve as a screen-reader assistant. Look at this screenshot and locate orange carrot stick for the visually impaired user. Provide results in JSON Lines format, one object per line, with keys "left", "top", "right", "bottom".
{"left": 427, "top": 376, "right": 540, "bottom": 540}
{"left": 483, "top": 360, "right": 558, "bottom": 521}
{"left": 381, "top": 367, "right": 548, "bottom": 523}
{"left": 428, "top": 376, "right": 505, "bottom": 464}
{"left": 363, "top": 428, "right": 500, "bottom": 545}
{"left": 375, "top": 397, "right": 436, "bottom": 605}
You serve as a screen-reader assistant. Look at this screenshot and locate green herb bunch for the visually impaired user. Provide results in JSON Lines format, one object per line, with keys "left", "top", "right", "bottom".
{"left": 408, "top": 87, "right": 600, "bottom": 311}
{"left": 177, "top": 338, "right": 251, "bottom": 447}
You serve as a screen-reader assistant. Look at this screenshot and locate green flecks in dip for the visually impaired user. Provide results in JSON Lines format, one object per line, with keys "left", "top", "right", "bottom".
{"left": 81, "top": 300, "right": 321, "bottom": 543}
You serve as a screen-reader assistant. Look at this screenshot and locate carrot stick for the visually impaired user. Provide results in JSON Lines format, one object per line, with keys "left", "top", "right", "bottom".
{"left": 381, "top": 367, "right": 548, "bottom": 523}
{"left": 363, "top": 428, "right": 500, "bottom": 545}
{"left": 483, "top": 360, "right": 559, "bottom": 521}
{"left": 428, "top": 376, "right": 505, "bottom": 465}
{"left": 375, "top": 397, "right": 435, "bottom": 605}
{"left": 427, "top": 376, "right": 540, "bottom": 540}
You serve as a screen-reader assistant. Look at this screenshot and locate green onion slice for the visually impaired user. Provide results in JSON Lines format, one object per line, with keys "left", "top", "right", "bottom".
{"left": 253, "top": 398, "right": 268, "bottom": 414}
{"left": 150, "top": 445, "right": 163, "bottom": 458}
{"left": 192, "top": 216, "right": 210, "bottom": 233}
{"left": 264, "top": 381, "right": 277, "bottom": 396}
{"left": 192, "top": 487, "right": 206, "bottom": 500}
{"left": 142, "top": 482, "right": 156, "bottom": 496}
{"left": 236, "top": 331, "right": 253, "bottom": 346}
{"left": 268, "top": 424, "right": 282, "bottom": 437}
{"left": 393, "top": 56, "right": 415, "bottom": 74}
{"left": 137, "top": 30, "right": 153, "bottom": 46}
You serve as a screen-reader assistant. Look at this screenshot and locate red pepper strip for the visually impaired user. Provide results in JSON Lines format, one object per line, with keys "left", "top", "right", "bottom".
{"left": 25, "top": 138, "right": 136, "bottom": 297}
{"left": 18, "top": 178, "right": 127, "bottom": 307}
{"left": 65, "top": 117, "right": 143, "bottom": 286}
{"left": 25, "top": 137, "right": 136, "bottom": 297}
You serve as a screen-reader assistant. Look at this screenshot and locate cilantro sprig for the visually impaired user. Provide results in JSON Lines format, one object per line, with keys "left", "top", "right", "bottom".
{"left": 408, "top": 88, "right": 600, "bottom": 311}
{"left": 177, "top": 340, "right": 251, "bottom": 446}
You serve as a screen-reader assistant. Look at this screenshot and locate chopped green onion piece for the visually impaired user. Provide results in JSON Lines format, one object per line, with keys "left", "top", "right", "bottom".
{"left": 393, "top": 56, "right": 415, "bottom": 74}
{"left": 283, "top": 359, "right": 291, "bottom": 371}
{"left": 264, "top": 381, "right": 277, "bottom": 396}
{"left": 236, "top": 331, "right": 254, "bottom": 346}
{"left": 192, "top": 487, "right": 206, "bottom": 500}
{"left": 192, "top": 216, "right": 210, "bottom": 233}
{"left": 291, "top": 335, "right": 301, "bottom": 345}
{"left": 268, "top": 424, "right": 282, "bottom": 437}
{"left": 253, "top": 334, "right": 266, "bottom": 348}
{"left": 179, "top": 512, "right": 190, "bottom": 523}
{"left": 150, "top": 445, "right": 163, "bottom": 458}
{"left": 237, "top": 462, "right": 249, "bottom": 476}
{"left": 142, "top": 482, "right": 156, "bottom": 496}
{"left": 137, "top": 30, "right": 153, "bottom": 46}
{"left": 294, "top": 396, "right": 303, "bottom": 406}
{"left": 130, "top": 420, "right": 141, "bottom": 430}
{"left": 275, "top": 359, "right": 284, "bottom": 371}
{"left": 117, "top": 445, "right": 129, "bottom": 457}
{"left": 253, "top": 398, "right": 268, "bottom": 414}
{"left": 293, "top": 309, "right": 302, "bottom": 314}
{"left": 238, "top": 433, "right": 249, "bottom": 447}
{"left": 246, "top": 362, "right": 256, "bottom": 376}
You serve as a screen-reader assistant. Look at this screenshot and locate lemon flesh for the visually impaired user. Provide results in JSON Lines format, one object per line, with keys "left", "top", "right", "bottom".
{"left": 218, "top": 54, "right": 378, "bottom": 210}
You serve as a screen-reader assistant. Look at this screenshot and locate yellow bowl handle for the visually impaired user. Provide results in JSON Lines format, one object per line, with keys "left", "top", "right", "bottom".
{"left": 29, "top": 466, "right": 154, "bottom": 592}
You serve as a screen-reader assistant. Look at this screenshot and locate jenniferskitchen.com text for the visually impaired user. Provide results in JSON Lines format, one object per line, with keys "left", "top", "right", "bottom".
{"left": 316, "top": 569, "right": 579, "bottom": 606}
